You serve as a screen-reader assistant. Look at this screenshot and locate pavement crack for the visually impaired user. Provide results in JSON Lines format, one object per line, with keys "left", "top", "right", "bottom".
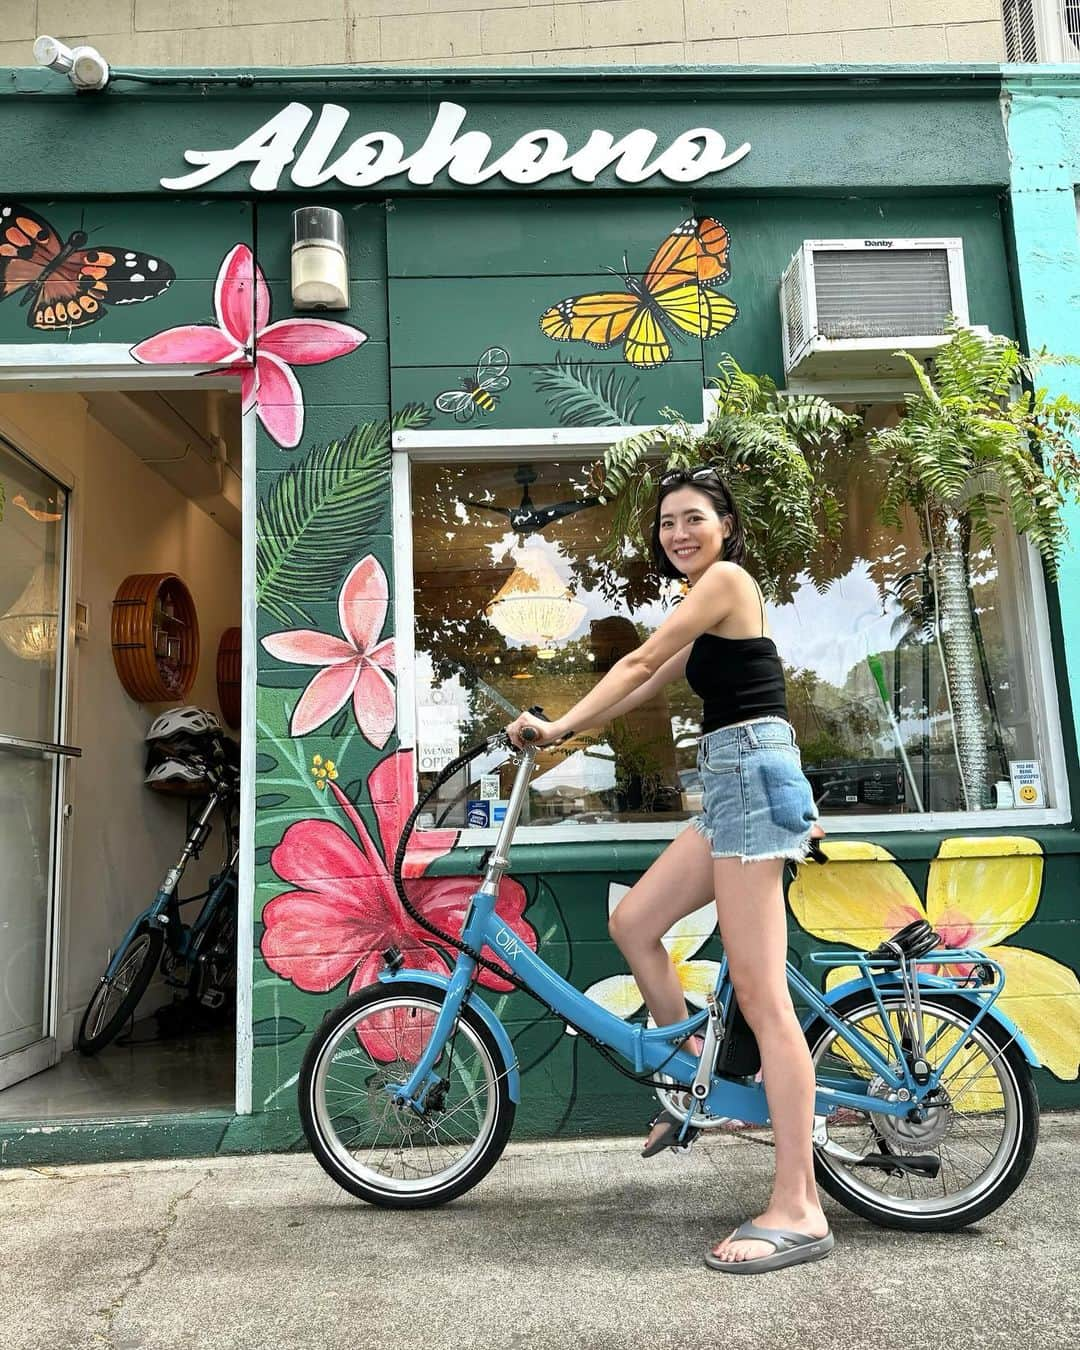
{"left": 89, "top": 1170, "right": 210, "bottom": 1349}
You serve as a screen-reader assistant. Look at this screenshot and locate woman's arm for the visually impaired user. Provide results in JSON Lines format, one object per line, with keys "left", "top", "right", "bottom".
{"left": 568, "top": 644, "right": 692, "bottom": 731}
{"left": 507, "top": 563, "right": 738, "bottom": 745}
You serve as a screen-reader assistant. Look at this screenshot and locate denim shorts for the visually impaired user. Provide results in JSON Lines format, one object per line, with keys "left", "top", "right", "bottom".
{"left": 691, "top": 717, "right": 818, "bottom": 863}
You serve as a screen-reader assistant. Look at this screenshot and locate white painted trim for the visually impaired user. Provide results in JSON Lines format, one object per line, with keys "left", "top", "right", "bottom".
{"left": 391, "top": 453, "right": 417, "bottom": 753}
{"left": 0, "top": 350, "right": 254, "bottom": 1107}
{"left": 0, "top": 347, "right": 240, "bottom": 388}
{"left": 234, "top": 403, "right": 257, "bottom": 1117}
{"left": 393, "top": 425, "right": 649, "bottom": 452}
{"left": 443, "top": 805, "right": 1074, "bottom": 850}
{"left": 0, "top": 1039, "right": 58, "bottom": 1092}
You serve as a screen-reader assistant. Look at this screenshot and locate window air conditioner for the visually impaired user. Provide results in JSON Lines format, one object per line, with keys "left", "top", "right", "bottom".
{"left": 1002, "top": 0, "right": 1080, "bottom": 62}
{"left": 779, "top": 237, "right": 969, "bottom": 380}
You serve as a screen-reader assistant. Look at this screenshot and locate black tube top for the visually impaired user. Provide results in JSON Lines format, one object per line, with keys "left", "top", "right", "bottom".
{"left": 685, "top": 633, "right": 789, "bottom": 733}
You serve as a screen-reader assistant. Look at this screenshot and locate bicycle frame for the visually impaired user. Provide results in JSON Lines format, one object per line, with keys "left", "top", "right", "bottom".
{"left": 102, "top": 788, "right": 236, "bottom": 978}
{"left": 385, "top": 741, "right": 1035, "bottom": 1128}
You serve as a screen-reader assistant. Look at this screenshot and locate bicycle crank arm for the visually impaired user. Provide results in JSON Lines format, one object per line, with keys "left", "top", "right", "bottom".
{"left": 818, "top": 1135, "right": 941, "bottom": 1179}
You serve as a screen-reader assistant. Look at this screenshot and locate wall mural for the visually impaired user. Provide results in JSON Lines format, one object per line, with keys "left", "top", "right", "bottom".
{"left": 538, "top": 216, "right": 737, "bottom": 369}
{"left": 434, "top": 345, "right": 511, "bottom": 422}
{"left": 0, "top": 200, "right": 174, "bottom": 330}
{"left": 260, "top": 749, "right": 537, "bottom": 1011}
{"left": 261, "top": 556, "right": 397, "bottom": 747}
{"left": 131, "top": 242, "right": 365, "bottom": 449}
{"left": 789, "top": 837, "right": 1080, "bottom": 1081}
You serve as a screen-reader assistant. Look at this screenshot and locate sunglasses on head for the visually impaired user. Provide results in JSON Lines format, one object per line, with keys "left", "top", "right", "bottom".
{"left": 658, "top": 465, "right": 721, "bottom": 488}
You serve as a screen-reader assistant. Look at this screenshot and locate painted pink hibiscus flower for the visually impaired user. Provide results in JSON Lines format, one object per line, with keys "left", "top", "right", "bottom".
{"left": 261, "top": 751, "right": 536, "bottom": 1060}
{"left": 261, "top": 554, "right": 395, "bottom": 748}
{"left": 131, "top": 242, "right": 365, "bottom": 449}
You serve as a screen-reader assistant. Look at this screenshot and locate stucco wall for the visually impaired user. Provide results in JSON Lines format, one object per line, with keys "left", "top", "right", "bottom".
{"left": 0, "top": 0, "right": 1006, "bottom": 70}
{"left": 0, "top": 391, "right": 241, "bottom": 1044}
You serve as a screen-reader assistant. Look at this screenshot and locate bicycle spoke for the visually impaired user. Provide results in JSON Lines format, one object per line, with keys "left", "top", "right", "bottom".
{"left": 810, "top": 995, "right": 1022, "bottom": 1219}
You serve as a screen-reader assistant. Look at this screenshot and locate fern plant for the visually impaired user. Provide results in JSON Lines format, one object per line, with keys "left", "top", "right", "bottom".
{"left": 256, "top": 404, "right": 431, "bottom": 625}
{"left": 594, "top": 355, "right": 857, "bottom": 602}
{"left": 532, "top": 355, "right": 643, "bottom": 427}
{"left": 867, "top": 321, "right": 1080, "bottom": 809}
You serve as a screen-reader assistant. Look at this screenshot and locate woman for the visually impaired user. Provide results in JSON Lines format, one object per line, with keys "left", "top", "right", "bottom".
{"left": 506, "top": 465, "right": 832, "bottom": 1276}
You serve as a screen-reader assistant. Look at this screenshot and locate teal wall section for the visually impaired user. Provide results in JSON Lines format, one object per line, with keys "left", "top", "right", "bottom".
{"left": 1004, "top": 74, "right": 1080, "bottom": 765}
{"left": 4, "top": 70, "right": 1080, "bottom": 1168}
{"left": 388, "top": 192, "right": 1016, "bottom": 428}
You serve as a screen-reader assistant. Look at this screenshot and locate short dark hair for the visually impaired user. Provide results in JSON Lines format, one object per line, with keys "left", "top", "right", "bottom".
{"left": 649, "top": 467, "right": 746, "bottom": 579}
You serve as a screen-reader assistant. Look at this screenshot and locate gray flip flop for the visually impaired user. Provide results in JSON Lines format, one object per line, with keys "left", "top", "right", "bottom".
{"left": 705, "top": 1221, "right": 835, "bottom": 1274}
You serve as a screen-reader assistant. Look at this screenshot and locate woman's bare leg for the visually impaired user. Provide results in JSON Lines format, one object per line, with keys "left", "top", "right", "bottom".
{"left": 607, "top": 826, "right": 716, "bottom": 1148}
{"left": 707, "top": 856, "right": 828, "bottom": 1264}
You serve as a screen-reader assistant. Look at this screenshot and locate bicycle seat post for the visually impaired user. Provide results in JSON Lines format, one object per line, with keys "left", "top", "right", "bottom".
{"left": 477, "top": 744, "right": 537, "bottom": 898}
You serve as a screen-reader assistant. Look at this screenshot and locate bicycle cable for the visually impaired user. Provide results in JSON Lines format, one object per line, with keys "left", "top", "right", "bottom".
{"left": 391, "top": 737, "right": 694, "bottom": 1090}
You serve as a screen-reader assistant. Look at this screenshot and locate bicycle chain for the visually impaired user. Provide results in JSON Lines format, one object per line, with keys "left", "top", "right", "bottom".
{"left": 392, "top": 740, "right": 688, "bottom": 1090}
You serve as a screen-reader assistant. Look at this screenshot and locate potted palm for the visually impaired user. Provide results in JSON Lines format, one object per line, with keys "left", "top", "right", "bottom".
{"left": 593, "top": 355, "right": 858, "bottom": 600}
{"left": 867, "top": 323, "right": 1080, "bottom": 810}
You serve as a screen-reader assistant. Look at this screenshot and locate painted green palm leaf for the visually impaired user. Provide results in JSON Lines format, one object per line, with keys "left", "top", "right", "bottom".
{"left": 256, "top": 405, "right": 431, "bottom": 624}
{"left": 532, "top": 355, "right": 643, "bottom": 427}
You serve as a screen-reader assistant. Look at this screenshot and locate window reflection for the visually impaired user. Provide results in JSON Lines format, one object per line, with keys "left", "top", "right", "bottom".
{"left": 411, "top": 415, "right": 1053, "bottom": 829}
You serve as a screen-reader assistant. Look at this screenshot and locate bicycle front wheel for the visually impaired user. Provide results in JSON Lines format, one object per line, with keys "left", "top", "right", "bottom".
{"left": 299, "top": 980, "right": 515, "bottom": 1208}
{"left": 805, "top": 990, "right": 1038, "bottom": 1231}
{"left": 76, "top": 924, "right": 163, "bottom": 1055}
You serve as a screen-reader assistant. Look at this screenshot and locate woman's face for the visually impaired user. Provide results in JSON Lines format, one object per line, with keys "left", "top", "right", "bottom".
{"left": 657, "top": 486, "right": 730, "bottom": 582}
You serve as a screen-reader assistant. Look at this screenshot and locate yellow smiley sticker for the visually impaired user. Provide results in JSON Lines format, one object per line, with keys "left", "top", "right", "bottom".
{"left": 1018, "top": 784, "right": 1038, "bottom": 803}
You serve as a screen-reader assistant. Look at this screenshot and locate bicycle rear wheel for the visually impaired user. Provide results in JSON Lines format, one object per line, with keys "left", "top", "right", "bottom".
{"left": 299, "top": 981, "right": 515, "bottom": 1208}
{"left": 76, "top": 924, "right": 164, "bottom": 1055}
{"left": 805, "top": 990, "right": 1038, "bottom": 1231}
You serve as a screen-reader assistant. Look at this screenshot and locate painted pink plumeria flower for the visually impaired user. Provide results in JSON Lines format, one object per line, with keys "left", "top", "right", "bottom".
{"left": 261, "top": 751, "right": 537, "bottom": 1061}
{"left": 261, "top": 555, "right": 395, "bottom": 747}
{"left": 131, "top": 242, "right": 365, "bottom": 449}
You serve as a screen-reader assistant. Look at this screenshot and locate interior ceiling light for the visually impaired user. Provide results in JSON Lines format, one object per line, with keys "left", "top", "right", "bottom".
{"left": 33, "top": 36, "right": 110, "bottom": 91}
{"left": 485, "top": 548, "right": 586, "bottom": 658}
{"left": 0, "top": 563, "right": 60, "bottom": 662}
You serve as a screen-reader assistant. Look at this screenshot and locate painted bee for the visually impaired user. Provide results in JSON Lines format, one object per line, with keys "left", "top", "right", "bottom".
{"left": 435, "top": 346, "right": 511, "bottom": 422}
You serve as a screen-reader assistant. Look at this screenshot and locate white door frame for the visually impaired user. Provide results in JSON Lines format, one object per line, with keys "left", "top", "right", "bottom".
{"left": 0, "top": 351, "right": 256, "bottom": 1115}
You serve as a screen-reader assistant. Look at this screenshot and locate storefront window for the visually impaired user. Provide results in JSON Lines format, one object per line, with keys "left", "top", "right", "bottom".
{"left": 409, "top": 410, "right": 1060, "bottom": 831}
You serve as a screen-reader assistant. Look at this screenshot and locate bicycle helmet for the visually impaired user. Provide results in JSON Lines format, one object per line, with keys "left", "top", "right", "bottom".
{"left": 145, "top": 706, "right": 221, "bottom": 744}
{"left": 145, "top": 757, "right": 213, "bottom": 796}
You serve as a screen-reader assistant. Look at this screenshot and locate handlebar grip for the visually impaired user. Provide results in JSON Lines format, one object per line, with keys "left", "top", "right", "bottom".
{"left": 521, "top": 726, "right": 540, "bottom": 743}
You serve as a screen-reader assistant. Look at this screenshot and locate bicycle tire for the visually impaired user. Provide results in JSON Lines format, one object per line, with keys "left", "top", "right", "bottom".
{"left": 299, "top": 981, "right": 515, "bottom": 1208}
{"left": 76, "top": 924, "right": 164, "bottom": 1055}
{"left": 804, "top": 989, "right": 1038, "bottom": 1231}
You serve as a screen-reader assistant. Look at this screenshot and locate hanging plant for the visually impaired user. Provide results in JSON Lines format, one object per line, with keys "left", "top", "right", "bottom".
{"left": 593, "top": 355, "right": 858, "bottom": 602}
{"left": 867, "top": 321, "right": 1080, "bottom": 809}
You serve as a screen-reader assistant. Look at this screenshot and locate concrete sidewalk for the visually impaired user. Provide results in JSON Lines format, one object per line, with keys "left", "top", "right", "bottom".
{"left": 3, "top": 1116, "right": 1079, "bottom": 1350}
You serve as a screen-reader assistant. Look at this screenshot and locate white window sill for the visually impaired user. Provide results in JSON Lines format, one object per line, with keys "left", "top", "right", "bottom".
{"left": 429, "top": 807, "right": 1073, "bottom": 851}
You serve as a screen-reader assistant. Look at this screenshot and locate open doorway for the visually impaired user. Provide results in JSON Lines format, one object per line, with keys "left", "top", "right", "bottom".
{"left": 0, "top": 381, "right": 245, "bottom": 1122}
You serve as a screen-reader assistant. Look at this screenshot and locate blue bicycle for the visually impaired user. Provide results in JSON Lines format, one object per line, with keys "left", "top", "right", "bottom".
{"left": 299, "top": 729, "right": 1039, "bottom": 1230}
{"left": 77, "top": 733, "right": 240, "bottom": 1055}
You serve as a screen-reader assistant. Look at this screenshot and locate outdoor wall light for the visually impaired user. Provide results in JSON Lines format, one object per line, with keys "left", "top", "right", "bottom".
{"left": 33, "top": 36, "right": 110, "bottom": 90}
{"left": 291, "top": 207, "right": 350, "bottom": 310}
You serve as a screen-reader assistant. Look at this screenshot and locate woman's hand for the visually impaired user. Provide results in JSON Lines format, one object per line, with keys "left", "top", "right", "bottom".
{"left": 505, "top": 711, "right": 568, "bottom": 749}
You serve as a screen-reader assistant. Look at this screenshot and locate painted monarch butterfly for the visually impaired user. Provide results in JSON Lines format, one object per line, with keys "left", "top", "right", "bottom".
{"left": 539, "top": 217, "right": 737, "bottom": 369}
{"left": 0, "top": 202, "right": 175, "bottom": 330}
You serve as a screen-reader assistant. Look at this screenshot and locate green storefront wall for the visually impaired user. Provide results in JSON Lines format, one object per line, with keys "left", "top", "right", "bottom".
{"left": 1, "top": 65, "right": 1079, "bottom": 1165}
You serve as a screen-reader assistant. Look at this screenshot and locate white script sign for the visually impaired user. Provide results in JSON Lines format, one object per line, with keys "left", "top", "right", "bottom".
{"left": 160, "top": 101, "right": 751, "bottom": 192}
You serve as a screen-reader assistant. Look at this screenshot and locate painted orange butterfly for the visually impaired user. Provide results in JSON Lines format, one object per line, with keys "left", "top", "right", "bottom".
{"left": 0, "top": 203, "right": 175, "bottom": 330}
{"left": 539, "top": 218, "right": 737, "bottom": 369}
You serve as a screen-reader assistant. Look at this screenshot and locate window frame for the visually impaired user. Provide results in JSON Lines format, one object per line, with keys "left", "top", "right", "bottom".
{"left": 392, "top": 409, "right": 1072, "bottom": 846}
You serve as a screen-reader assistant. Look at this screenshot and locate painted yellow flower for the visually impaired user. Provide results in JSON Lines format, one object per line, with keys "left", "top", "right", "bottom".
{"left": 574, "top": 883, "right": 720, "bottom": 1028}
{"left": 310, "top": 754, "right": 338, "bottom": 790}
{"left": 788, "top": 836, "right": 1080, "bottom": 1081}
